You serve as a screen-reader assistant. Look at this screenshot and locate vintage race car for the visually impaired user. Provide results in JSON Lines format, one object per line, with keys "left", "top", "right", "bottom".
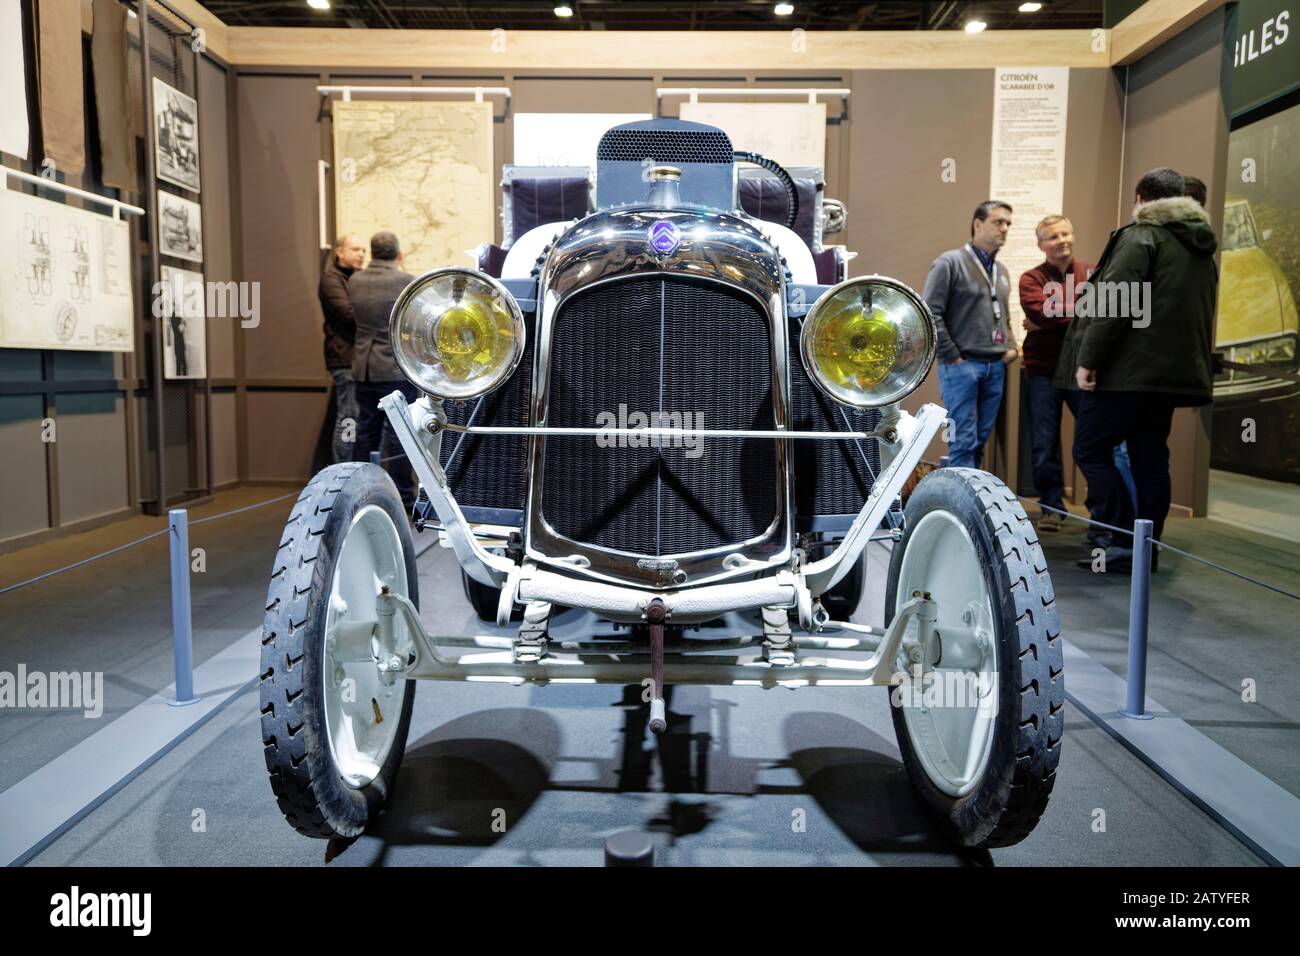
{"left": 1214, "top": 198, "right": 1300, "bottom": 403}
{"left": 259, "top": 119, "right": 1063, "bottom": 850}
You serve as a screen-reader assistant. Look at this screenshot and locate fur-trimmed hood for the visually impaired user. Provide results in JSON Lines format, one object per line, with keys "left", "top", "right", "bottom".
{"left": 1133, "top": 196, "right": 1217, "bottom": 256}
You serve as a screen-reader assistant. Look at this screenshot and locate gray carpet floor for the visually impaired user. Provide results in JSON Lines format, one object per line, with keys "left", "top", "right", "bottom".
{"left": 0, "top": 489, "right": 298, "bottom": 792}
{"left": 25, "top": 536, "right": 1265, "bottom": 866}
{"left": 1034, "top": 515, "right": 1300, "bottom": 797}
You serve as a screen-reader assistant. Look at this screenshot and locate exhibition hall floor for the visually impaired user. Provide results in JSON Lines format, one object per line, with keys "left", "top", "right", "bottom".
{"left": 7, "top": 511, "right": 1279, "bottom": 867}
{"left": 1207, "top": 468, "right": 1300, "bottom": 544}
{"left": 1036, "top": 513, "right": 1300, "bottom": 798}
{"left": 0, "top": 487, "right": 299, "bottom": 793}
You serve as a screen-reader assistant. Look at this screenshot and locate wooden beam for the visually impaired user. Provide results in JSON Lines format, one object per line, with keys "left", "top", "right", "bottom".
{"left": 96, "top": 0, "right": 1231, "bottom": 71}
{"left": 225, "top": 27, "right": 1109, "bottom": 71}
{"left": 1111, "top": 0, "right": 1229, "bottom": 65}
{"left": 154, "top": 0, "right": 230, "bottom": 61}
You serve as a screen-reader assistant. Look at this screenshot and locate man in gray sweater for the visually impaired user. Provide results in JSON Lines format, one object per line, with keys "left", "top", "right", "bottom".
{"left": 921, "top": 200, "right": 1020, "bottom": 469}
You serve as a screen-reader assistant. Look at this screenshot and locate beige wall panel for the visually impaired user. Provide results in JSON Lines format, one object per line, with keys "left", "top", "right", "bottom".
{"left": 211, "top": 390, "right": 238, "bottom": 486}
{"left": 0, "top": 396, "right": 51, "bottom": 540}
{"left": 199, "top": 58, "right": 237, "bottom": 380}
{"left": 237, "top": 75, "right": 329, "bottom": 383}
{"left": 54, "top": 392, "right": 130, "bottom": 524}
{"left": 244, "top": 391, "right": 328, "bottom": 481}
{"left": 512, "top": 75, "right": 654, "bottom": 115}
{"left": 1062, "top": 69, "right": 1127, "bottom": 260}
{"left": 844, "top": 68, "right": 995, "bottom": 460}
{"left": 1122, "top": 14, "right": 1230, "bottom": 231}
{"left": 846, "top": 69, "right": 994, "bottom": 292}
{"left": 1112, "top": 0, "right": 1229, "bottom": 65}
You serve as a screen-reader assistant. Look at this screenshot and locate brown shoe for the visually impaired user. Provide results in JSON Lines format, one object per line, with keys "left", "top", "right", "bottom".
{"left": 1037, "top": 511, "right": 1062, "bottom": 533}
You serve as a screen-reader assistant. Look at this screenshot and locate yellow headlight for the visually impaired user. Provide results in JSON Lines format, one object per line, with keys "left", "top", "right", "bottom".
{"left": 800, "top": 276, "right": 936, "bottom": 408}
{"left": 390, "top": 268, "right": 526, "bottom": 400}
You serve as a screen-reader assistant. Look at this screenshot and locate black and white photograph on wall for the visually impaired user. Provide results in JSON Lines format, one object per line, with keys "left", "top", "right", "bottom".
{"left": 158, "top": 190, "right": 203, "bottom": 263}
{"left": 153, "top": 77, "right": 200, "bottom": 193}
{"left": 160, "top": 264, "right": 206, "bottom": 379}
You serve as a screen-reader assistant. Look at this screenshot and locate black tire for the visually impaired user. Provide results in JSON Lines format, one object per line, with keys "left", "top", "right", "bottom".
{"left": 884, "top": 467, "right": 1064, "bottom": 849}
{"left": 463, "top": 568, "right": 503, "bottom": 622}
{"left": 820, "top": 550, "right": 866, "bottom": 619}
{"left": 259, "top": 462, "right": 418, "bottom": 839}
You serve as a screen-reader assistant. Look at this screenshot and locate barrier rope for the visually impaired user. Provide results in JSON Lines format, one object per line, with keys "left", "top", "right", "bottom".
{"left": 917, "top": 456, "right": 1297, "bottom": 600}
{"left": 0, "top": 490, "right": 300, "bottom": 597}
{"left": 0, "top": 529, "right": 169, "bottom": 596}
{"left": 1147, "top": 539, "right": 1300, "bottom": 602}
{"left": 1022, "top": 494, "right": 1296, "bottom": 600}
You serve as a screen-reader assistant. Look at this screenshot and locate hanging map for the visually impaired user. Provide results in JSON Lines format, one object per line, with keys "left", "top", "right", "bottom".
{"left": 333, "top": 100, "right": 495, "bottom": 277}
{"left": 0, "top": 186, "right": 134, "bottom": 352}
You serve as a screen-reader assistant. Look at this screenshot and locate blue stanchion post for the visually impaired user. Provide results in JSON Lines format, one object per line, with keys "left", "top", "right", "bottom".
{"left": 1120, "top": 518, "right": 1155, "bottom": 720}
{"left": 168, "top": 509, "right": 199, "bottom": 706}
{"left": 369, "top": 451, "right": 381, "bottom": 465}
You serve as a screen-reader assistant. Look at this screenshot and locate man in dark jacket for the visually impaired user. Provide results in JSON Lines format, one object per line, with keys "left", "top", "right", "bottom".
{"left": 320, "top": 234, "right": 366, "bottom": 462}
{"left": 1056, "top": 167, "right": 1218, "bottom": 566}
{"left": 1019, "top": 215, "right": 1092, "bottom": 532}
{"left": 922, "top": 200, "right": 1019, "bottom": 469}
{"left": 350, "top": 231, "right": 418, "bottom": 509}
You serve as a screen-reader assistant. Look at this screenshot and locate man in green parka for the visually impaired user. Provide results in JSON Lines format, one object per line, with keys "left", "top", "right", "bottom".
{"left": 1055, "top": 167, "right": 1218, "bottom": 568}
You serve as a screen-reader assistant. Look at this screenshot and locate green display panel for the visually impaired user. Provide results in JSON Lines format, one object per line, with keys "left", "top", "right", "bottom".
{"left": 1232, "top": 0, "right": 1300, "bottom": 116}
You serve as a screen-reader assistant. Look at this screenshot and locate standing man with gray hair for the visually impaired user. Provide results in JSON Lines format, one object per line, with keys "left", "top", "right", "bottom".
{"left": 1018, "top": 214, "right": 1092, "bottom": 532}
{"left": 350, "top": 230, "right": 418, "bottom": 510}
{"left": 319, "top": 233, "right": 366, "bottom": 462}
{"left": 922, "top": 200, "right": 1019, "bottom": 469}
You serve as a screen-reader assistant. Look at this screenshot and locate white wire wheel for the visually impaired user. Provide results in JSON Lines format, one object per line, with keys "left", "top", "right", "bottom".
{"left": 323, "top": 503, "right": 410, "bottom": 787}
{"left": 893, "top": 506, "right": 999, "bottom": 797}
{"left": 260, "top": 463, "right": 419, "bottom": 839}
{"left": 885, "top": 467, "right": 1064, "bottom": 849}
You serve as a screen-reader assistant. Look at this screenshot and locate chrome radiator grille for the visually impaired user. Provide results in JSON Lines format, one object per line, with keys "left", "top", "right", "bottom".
{"left": 539, "top": 275, "right": 779, "bottom": 556}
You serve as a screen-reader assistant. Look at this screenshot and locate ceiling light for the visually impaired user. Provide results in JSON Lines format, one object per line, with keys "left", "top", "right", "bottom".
{"left": 554, "top": 3, "right": 573, "bottom": 16}
{"left": 1018, "top": 2, "right": 1043, "bottom": 11}
{"left": 774, "top": 2, "right": 795, "bottom": 15}
{"left": 307, "top": 0, "right": 330, "bottom": 9}
{"left": 965, "top": 19, "right": 987, "bottom": 33}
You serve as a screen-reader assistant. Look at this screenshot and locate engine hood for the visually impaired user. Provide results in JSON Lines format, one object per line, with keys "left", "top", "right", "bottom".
{"left": 1218, "top": 247, "right": 1297, "bottom": 342}
{"left": 538, "top": 205, "right": 785, "bottom": 309}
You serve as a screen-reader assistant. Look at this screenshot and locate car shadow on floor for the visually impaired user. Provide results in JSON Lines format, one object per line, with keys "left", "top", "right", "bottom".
{"left": 346, "top": 691, "right": 985, "bottom": 865}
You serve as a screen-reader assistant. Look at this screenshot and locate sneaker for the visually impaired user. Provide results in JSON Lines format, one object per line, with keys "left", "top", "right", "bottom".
{"left": 1037, "top": 511, "right": 1062, "bottom": 533}
{"left": 1086, "top": 530, "right": 1113, "bottom": 550}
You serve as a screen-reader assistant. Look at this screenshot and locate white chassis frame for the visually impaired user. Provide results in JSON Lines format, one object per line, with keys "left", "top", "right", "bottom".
{"left": 363, "top": 391, "right": 948, "bottom": 689}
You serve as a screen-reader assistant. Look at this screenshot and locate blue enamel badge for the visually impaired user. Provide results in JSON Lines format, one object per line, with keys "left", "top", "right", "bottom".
{"left": 648, "top": 220, "right": 680, "bottom": 255}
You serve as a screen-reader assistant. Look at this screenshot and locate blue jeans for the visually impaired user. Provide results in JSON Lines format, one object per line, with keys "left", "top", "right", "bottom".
{"left": 329, "top": 368, "right": 358, "bottom": 464}
{"left": 1113, "top": 441, "right": 1140, "bottom": 514}
{"left": 1024, "top": 374, "right": 1077, "bottom": 511}
{"left": 937, "top": 358, "right": 1006, "bottom": 469}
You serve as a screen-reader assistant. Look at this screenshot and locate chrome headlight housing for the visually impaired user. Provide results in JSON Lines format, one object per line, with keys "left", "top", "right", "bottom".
{"left": 389, "top": 267, "right": 526, "bottom": 400}
{"left": 799, "top": 275, "right": 937, "bottom": 408}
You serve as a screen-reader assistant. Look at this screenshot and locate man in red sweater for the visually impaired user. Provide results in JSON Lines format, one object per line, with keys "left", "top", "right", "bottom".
{"left": 1019, "top": 215, "right": 1093, "bottom": 532}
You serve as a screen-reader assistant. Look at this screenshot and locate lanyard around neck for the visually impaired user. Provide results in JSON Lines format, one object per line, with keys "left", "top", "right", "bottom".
{"left": 964, "top": 243, "right": 999, "bottom": 293}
